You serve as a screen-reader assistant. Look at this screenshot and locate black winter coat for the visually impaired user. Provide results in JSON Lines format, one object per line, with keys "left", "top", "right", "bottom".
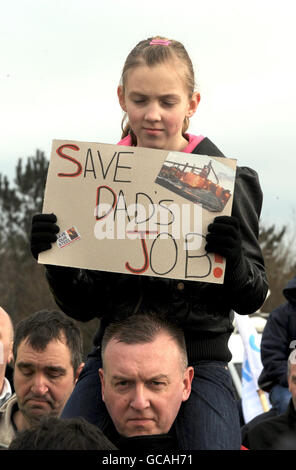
{"left": 242, "top": 399, "right": 296, "bottom": 450}
{"left": 45, "top": 137, "right": 268, "bottom": 363}
{"left": 258, "top": 276, "right": 296, "bottom": 391}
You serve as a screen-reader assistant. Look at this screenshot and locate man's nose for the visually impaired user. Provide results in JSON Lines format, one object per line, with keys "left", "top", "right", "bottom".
{"left": 30, "top": 374, "right": 49, "bottom": 395}
{"left": 130, "top": 385, "right": 150, "bottom": 410}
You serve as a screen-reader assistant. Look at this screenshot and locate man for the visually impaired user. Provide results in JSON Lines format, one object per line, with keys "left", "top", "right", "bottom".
{"left": 0, "top": 309, "right": 84, "bottom": 449}
{"left": 242, "top": 349, "right": 296, "bottom": 450}
{"left": 98, "top": 314, "right": 194, "bottom": 449}
{"left": 0, "top": 307, "right": 14, "bottom": 407}
{"left": 258, "top": 276, "right": 296, "bottom": 414}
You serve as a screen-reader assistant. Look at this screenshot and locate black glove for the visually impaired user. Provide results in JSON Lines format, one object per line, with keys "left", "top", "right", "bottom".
{"left": 205, "top": 215, "right": 243, "bottom": 269}
{"left": 30, "top": 213, "right": 60, "bottom": 260}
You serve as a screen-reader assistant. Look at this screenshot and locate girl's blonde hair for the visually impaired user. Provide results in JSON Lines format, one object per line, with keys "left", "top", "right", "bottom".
{"left": 120, "top": 36, "right": 196, "bottom": 145}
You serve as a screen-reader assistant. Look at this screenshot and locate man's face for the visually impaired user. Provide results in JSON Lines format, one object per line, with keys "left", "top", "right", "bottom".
{"left": 288, "top": 362, "right": 296, "bottom": 409}
{"left": 14, "top": 336, "right": 80, "bottom": 427}
{"left": 99, "top": 333, "right": 193, "bottom": 437}
{"left": 0, "top": 308, "right": 13, "bottom": 387}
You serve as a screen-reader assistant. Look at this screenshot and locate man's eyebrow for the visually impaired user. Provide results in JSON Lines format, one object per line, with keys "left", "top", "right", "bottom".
{"left": 149, "top": 374, "right": 169, "bottom": 381}
{"left": 111, "top": 374, "right": 169, "bottom": 382}
{"left": 44, "top": 366, "right": 66, "bottom": 374}
{"left": 16, "top": 361, "right": 34, "bottom": 369}
{"left": 16, "top": 362, "right": 66, "bottom": 373}
{"left": 111, "top": 375, "right": 130, "bottom": 381}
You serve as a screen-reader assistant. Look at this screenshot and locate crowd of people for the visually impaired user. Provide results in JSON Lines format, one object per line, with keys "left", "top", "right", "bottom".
{"left": 0, "top": 35, "right": 293, "bottom": 451}
{"left": 1, "top": 285, "right": 296, "bottom": 451}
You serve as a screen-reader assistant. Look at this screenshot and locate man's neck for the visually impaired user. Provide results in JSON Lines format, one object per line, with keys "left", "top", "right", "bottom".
{"left": 12, "top": 409, "right": 31, "bottom": 432}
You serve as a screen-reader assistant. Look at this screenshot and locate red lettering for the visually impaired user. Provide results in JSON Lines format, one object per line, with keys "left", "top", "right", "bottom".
{"left": 125, "top": 231, "right": 155, "bottom": 274}
{"left": 57, "top": 144, "right": 82, "bottom": 177}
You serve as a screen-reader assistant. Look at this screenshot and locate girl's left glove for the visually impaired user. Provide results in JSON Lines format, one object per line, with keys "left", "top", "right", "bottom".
{"left": 205, "top": 215, "right": 243, "bottom": 270}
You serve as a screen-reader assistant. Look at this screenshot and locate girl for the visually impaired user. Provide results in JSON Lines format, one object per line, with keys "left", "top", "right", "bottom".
{"left": 31, "top": 36, "right": 268, "bottom": 449}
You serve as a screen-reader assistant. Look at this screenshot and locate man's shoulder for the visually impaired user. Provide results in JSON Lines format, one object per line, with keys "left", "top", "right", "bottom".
{"left": 0, "top": 393, "right": 17, "bottom": 413}
{"left": 243, "top": 412, "right": 292, "bottom": 449}
{"left": 0, "top": 394, "right": 18, "bottom": 449}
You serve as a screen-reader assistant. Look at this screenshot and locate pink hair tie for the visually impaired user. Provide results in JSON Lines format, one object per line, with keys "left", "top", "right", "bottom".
{"left": 149, "top": 39, "right": 171, "bottom": 46}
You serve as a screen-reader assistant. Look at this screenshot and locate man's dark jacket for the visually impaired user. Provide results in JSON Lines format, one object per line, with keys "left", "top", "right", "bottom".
{"left": 242, "top": 398, "right": 296, "bottom": 450}
{"left": 259, "top": 276, "right": 296, "bottom": 391}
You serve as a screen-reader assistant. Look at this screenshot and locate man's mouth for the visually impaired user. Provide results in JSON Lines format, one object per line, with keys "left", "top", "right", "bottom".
{"left": 127, "top": 417, "right": 155, "bottom": 424}
{"left": 26, "top": 397, "right": 52, "bottom": 407}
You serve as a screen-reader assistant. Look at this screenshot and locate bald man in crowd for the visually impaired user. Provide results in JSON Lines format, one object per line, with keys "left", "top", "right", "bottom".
{"left": 98, "top": 314, "right": 194, "bottom": 450}
{"left": 0, "top": 307, "right": 14, "bottom": 407}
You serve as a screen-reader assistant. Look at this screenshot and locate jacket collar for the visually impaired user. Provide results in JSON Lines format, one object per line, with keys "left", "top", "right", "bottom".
{"left": 0, "top": 394, "right": 18, "bottom": 448}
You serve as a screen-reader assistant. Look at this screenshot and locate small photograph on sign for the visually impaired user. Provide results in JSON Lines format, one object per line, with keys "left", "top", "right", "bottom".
{"left": 155, "top": 152, "right": 235, "bottom": 212}
{"left": 57, "top": 226, "right": 81, "bottom": 248}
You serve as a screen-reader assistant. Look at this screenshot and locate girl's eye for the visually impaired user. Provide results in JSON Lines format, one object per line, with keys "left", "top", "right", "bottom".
{"left": 162, "top": 101, "right": 175, "bottom": 107}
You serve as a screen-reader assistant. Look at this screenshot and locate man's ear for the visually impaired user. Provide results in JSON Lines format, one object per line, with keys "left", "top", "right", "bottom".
{"left": 74, "top": 362, "right": 85, "bottom": 384}
{"left": 99, "top": 368, "right": 105, "bottom": 402}
{"left": 182, "top": 366, "right": 194, "bottom": 402}
{"left": 7, "top": 341, "right": 13, "bottom": 364}
{"left": 117, "top": 85, "right": 127, "bottom": 111}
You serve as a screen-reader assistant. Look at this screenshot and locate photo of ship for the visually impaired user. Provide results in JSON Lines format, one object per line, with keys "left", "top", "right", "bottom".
{"left": 155, "top": 155, "right": 235, "bottom": 212}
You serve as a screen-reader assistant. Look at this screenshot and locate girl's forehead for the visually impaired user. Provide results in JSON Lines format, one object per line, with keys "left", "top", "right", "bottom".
{"left": 124, "top": 61, "right": 188, "bottom": 92}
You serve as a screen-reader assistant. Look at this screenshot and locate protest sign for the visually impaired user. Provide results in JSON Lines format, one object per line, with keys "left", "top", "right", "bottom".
{"left": 39, "top": 139, "right": 237, "bottom": 283}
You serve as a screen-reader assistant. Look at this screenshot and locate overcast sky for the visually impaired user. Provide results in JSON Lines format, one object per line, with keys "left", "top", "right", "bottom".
{"left": 1, "top": 0, "right": 296, "bottom": 234}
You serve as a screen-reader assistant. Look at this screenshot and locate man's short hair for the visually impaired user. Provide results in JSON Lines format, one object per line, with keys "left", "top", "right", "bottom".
{"left": 13, "top": 310, "right": 83, "bottom": 372}
{"left": 8, "top": 417, "right": 117, "bottom": 450}
{"left": 288, "top": 349, "right": 296, "bottom": 376}
{"left": 101, "top": 313, "right": 188, "bottom": 371}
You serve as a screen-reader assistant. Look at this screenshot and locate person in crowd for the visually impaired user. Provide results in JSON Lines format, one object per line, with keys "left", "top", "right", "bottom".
{"left": 30, "top": 36, "right": 268, "bottom": 449}
{"left": 258, "top": 276, "right": 296, "bottom": 414}
{"left": 242, "top": 349, "right": 296, "bottom": 449}
{"left": 98, "top": 313, "right": 193, "bottom": 450}
{"left": 0, "top": 307, "right": 14, "bottom": 407}
{"left": 0, "top": 309, "right": 84, "bottom": 449}
{"left": 8, "top": 416, "right": 117, "bottom": 450}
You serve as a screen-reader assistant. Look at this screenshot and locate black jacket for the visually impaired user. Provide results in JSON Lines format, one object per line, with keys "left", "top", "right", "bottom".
{"left": 45, "top": 137, "right": 268, "bottom": 363}
{"left": 258, "top": 276, "right": 296, "bottom": 391}
{"left": 242, "top": 398, "right": 296, "bottom": 450}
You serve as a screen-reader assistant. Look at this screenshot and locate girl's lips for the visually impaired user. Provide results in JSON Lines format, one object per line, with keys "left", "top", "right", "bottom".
{"left": 143, "top": 128, "right": 163, "bottom": 135}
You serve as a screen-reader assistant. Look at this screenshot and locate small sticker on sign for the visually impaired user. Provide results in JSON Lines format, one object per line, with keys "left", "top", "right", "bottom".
{"left": 57, "top": 227, "right": 81, "bottom": 248}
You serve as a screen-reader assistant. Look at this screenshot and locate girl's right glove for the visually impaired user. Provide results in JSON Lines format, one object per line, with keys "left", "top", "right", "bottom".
{"left": 205, "top": 215, "right": 243, "bottom": 270}
{"left": 30, "top": 213, "right": 60, "bottom": 260}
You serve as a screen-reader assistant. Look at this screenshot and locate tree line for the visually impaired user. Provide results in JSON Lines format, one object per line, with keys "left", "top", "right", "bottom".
{"left": 0, "top": 150, "right": 295, "bottom": 354}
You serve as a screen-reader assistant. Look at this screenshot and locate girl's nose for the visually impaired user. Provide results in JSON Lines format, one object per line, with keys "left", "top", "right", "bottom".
{"left": 144, "top": 102, "right": 161, "bottom": 122}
